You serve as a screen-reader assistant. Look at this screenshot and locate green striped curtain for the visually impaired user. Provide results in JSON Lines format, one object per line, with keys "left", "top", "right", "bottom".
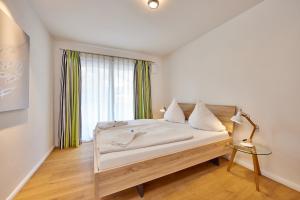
{"left": 58, "top": 50, "right": 81, "bottom": 149}
{"left": 134, "top": 60, "right": 153, "bottom": 119}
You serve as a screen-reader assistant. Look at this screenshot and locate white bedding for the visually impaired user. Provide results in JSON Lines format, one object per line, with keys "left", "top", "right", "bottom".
{"left": 96, "top": 119, "right": 193, "bottom": 154}
{"left": 95, "top": 119, "right": 230, "bottom": 172}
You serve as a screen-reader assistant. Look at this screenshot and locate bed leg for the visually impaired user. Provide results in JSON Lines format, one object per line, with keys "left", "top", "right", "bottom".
{"left": 210, "top": 157, "right": 220, "bottom": 166}
{"left": 136, "top": 184, "right": 144, "bottom": 198}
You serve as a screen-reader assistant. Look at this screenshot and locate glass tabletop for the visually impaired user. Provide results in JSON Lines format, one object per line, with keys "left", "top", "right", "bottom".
{"left": 229, "top": 140, "right": 272, "bottom": 155}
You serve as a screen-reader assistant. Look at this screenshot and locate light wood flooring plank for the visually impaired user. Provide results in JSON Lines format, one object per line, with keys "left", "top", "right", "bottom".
{"left": 14, "top": 143, "right": 300, "bottom": 200}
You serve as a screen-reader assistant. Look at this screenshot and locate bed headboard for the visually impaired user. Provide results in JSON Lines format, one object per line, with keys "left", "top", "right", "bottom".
{"left": 178, "top": 103, "right": 237, "bottom": 134}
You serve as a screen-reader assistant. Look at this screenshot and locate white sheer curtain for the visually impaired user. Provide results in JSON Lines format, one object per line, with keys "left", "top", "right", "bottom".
{"left": 81, "top": 52, "right": 135, "bottom": 141}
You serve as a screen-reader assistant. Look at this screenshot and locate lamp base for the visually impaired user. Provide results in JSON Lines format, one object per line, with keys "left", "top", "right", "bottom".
{"left": 240, "top": 142, "right": 254, "bottom": 148}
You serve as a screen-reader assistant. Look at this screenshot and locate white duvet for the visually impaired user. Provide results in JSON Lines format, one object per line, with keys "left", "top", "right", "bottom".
{"left": 95, "top": 119, "right": 194, "bottom": 154}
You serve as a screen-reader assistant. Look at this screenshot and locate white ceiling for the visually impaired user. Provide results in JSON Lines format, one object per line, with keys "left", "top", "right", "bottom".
{"left": 28, "top": 0, "right": 262, "bottom": 56}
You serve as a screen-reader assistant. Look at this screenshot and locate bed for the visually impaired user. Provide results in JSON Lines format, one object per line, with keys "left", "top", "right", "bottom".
{"left": 94, "top": 103, "right": 236, "bottom": 198}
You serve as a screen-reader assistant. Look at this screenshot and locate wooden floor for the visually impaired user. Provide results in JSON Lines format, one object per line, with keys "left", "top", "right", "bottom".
{"left": 15, "top": 143, "right": 300, "bottom": 200}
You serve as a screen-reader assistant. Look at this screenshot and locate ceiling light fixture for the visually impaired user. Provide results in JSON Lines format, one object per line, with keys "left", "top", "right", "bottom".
{"left": 148, "top": 0, "right": 159, "bottom": 9}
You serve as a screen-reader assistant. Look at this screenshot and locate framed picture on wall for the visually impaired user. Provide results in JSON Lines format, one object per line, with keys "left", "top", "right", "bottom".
{"left": 0, "top": 8, "right": 30, "bottom": 112}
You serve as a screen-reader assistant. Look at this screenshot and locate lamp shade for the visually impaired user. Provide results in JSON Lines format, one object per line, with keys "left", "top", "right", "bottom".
{"left": 231, "top": 110, "right": 243, "bottom": 124}
{"left": 160, "top": 107, "right": 166, "bottom": 113}
{"left": 148, "top": 0, "right": 159, "bottom": 9}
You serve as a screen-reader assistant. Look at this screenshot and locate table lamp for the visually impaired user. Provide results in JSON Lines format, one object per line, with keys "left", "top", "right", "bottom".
{"left": 160, "top": 106, "right": 167, "bottom": 113}
{"left": 231, "top": 109, "right": 258, "bottom": 147}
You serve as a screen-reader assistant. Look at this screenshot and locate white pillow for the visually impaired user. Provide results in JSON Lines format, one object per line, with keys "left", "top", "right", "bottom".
{"left": 164, "top": 99, "right": 185, "bottom": 123}
{"left": 188, "top": 101, "right": 226, "bottom": 131}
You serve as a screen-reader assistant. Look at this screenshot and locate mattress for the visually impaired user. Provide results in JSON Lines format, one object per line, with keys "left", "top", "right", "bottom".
{"left": 95, "top": 119, "right": 230, "bottom": 172}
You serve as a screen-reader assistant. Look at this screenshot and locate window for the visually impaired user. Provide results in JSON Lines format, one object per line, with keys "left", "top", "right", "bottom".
{"left": 81, "top": 53, "right": 135, "bottom": 141}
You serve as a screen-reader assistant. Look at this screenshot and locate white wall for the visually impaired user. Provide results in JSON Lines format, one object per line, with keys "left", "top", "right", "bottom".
{"left": 0, "top": 0, "right": 54, "bottom": 199}
{"left": 53, "top": 40, "right": 164, "bottom": 145}
{"left": 162, "top": 0, "right": 300, "bottom": 191}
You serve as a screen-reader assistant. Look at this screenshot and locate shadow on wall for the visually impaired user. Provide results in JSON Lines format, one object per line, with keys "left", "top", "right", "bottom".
{"left": 0, "top": 110, "right": 28, "bottom": 130}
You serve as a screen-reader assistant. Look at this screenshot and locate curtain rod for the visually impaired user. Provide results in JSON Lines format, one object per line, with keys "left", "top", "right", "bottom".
{"left": 59, "top": 48, "right": 155, "bottom": 63}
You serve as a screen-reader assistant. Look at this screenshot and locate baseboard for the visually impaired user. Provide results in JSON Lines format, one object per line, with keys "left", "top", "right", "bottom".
{"left": 235, "top": 159, "right": 300, "bottom": 192}
{"left": 6, "top": 146, "right": 55, "bottom": 200}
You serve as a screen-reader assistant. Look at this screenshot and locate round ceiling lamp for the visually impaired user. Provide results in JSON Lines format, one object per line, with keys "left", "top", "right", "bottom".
{"left": 148, "top": 0, "right": 159, "bottom": 9}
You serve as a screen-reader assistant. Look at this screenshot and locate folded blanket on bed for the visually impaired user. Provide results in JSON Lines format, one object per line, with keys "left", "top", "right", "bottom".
{"left": 111, "top": 129, "right": 146, "bottom": 147}
{"left": 96, "top": 120, "right": 194, "bottom": 154}
{"left": 94, "top": 121, "right": 142, "bottom": 147}
{"left": 95, "top": 121, "right": 128, "bottom": 131}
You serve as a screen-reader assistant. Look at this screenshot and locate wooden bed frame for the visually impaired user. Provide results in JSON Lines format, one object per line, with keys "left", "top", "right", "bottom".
{"left": 94, "top": 103, "right": 236, "bottom": 199}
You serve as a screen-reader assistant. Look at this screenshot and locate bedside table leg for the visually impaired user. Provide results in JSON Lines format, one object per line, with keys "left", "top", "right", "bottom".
{"left": 227, "top": 149, "right": 237, "bottom": 172}
{"left": 253, "top": 154, "right": 261, "bottom": 175}
{"left": 252, "top": 154, "right": 260, "bottom": 191}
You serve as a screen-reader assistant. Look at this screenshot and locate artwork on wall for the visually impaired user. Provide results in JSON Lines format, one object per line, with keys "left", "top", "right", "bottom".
{"left": 0, "top": 8, "right": 30, "bottom": 112}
